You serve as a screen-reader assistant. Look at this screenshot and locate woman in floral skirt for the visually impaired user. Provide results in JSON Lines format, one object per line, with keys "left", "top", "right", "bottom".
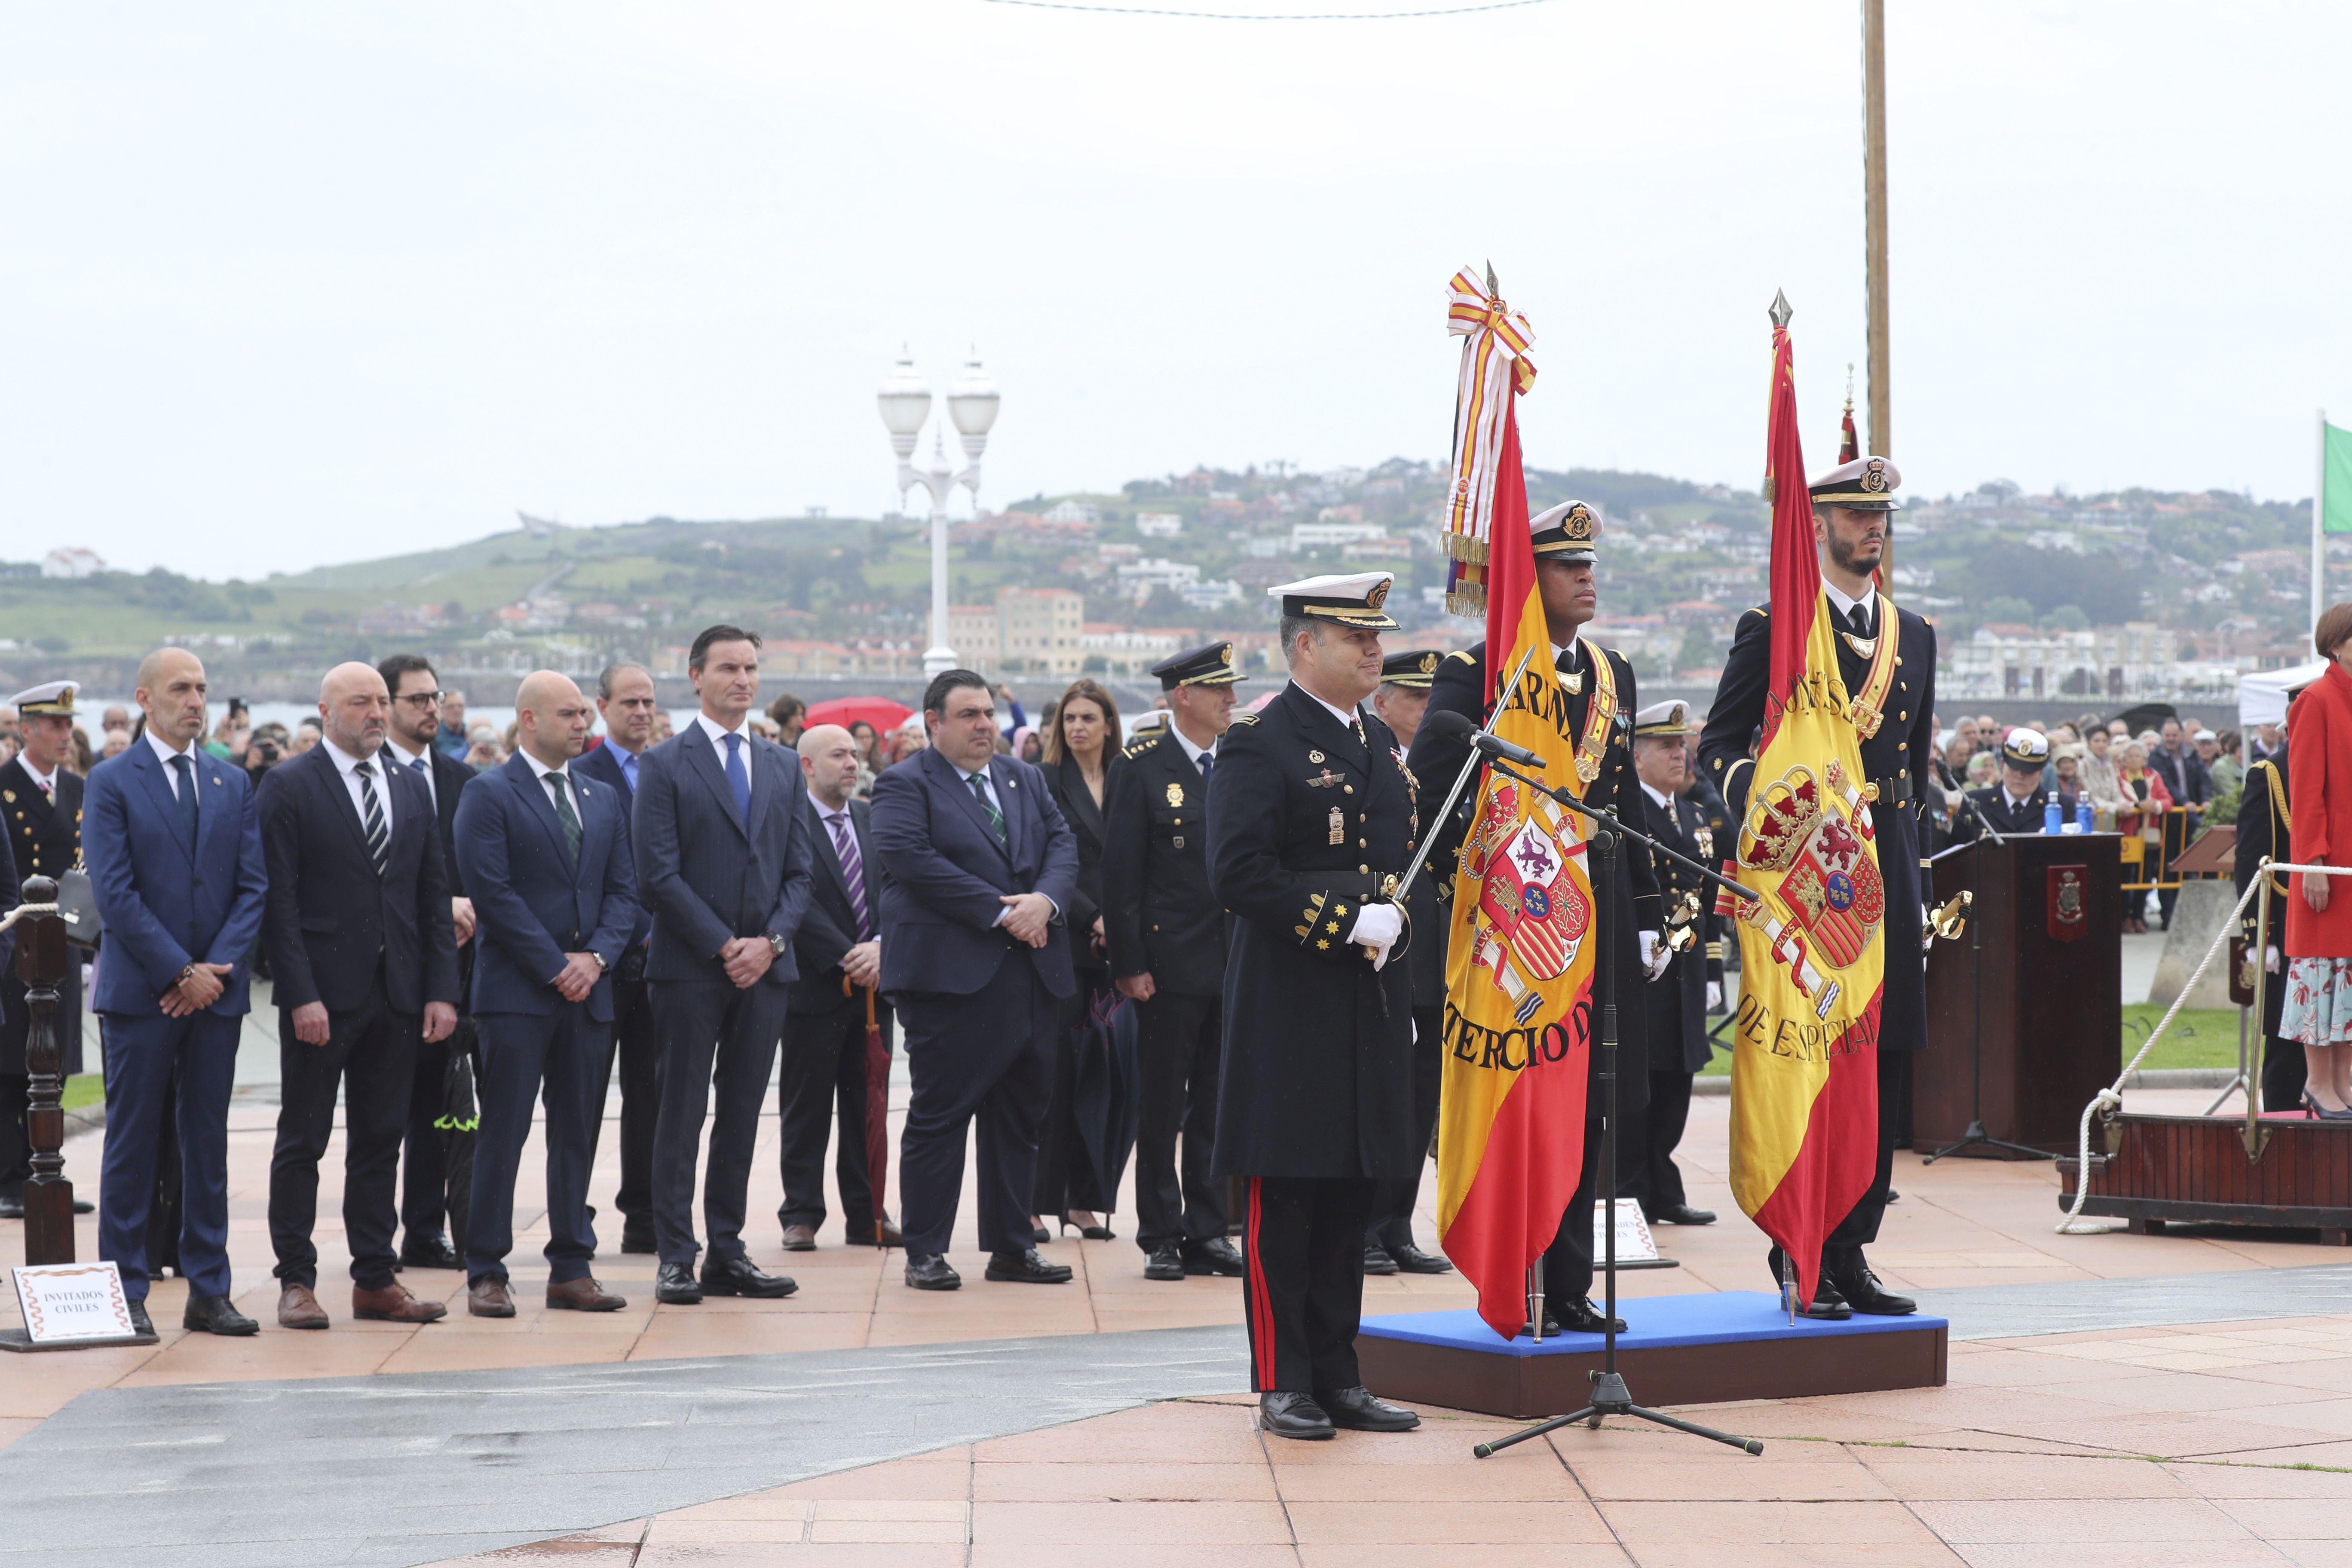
{"left": 2281, "top": 602, "right": 2352, "bottom": 1117}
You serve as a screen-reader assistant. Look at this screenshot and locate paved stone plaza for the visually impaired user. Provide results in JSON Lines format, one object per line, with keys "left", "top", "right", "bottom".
{"left": 6, "top": 1070, "right": 2352, "bottom": 1565}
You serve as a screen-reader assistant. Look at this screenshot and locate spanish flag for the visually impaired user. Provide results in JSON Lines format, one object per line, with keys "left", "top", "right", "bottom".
{"left": 1725, "top": 314, "right": 1884, "bottom": 1310}
{"left": 1435, "top": 403, "right": 1602, "bottom": 1340}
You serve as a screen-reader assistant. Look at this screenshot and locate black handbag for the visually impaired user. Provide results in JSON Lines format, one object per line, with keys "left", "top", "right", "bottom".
{"left": 53, "top": 864, "right": 101, "bottom": 950}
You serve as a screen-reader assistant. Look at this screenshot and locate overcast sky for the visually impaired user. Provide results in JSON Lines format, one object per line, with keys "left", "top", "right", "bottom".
{"left": 4, "top": 1, "right": 2346, "bottom": 579}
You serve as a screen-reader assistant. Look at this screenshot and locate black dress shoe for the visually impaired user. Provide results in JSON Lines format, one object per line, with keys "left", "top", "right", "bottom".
{"left": 127, "top": 1300, "right": 155, "bottom": 1338}
{"left": 1318, "top": 1384, "right": 1420, "bottom": 1432}
{"left": 182, "top": 1294, "right": 259, "bottom": 1336}
{"left": 1387, "top": 1242, "right": 1454, "bottom": 1274}
{"left": 904, "top": 1253, "right": 961, "bottom": 1290}
{"left": 399, "top": 1234, "right": 463, "bottom": 1271}
{"left": 655, "top": 1262, "right": 703, "bottom": 1305}
{"left": 1031, "top": 1225, "right": 1053, "bottom": 1245}
{"left": 1517, "top": 1311, "right": 1563, "bottom": 1339}
{"left": 1258, "top": 1390, "right": 1335, "bottom": 1441}
{"left": 1361, "top": 1243, "right": 1400, "bottom": 1276}
{"left": 619, "top": 1219, "right": 658, "bottom": 1255}
{"left": 1831, "top": 1266, "right": 1916, "bottom": 1316}
{"left": 0, "top": 1191, "right": 22, "bottom": 1219}
{"left": 1143, "top": 1244, "right": 1186, "bottom": 1282}
{"left": 1554, "top": 1297, "right": 1626, "bottom": 1335}
{"left": 1802, "top": 1273, "right": 1854, "bottom": 1320}
{"left": 985, "top": 1248, "right": 1074, "bottom": 1284}
{"left": 700, "top": 1255, "right": 797, "bottom": 1298}
{"left": 1884, "top": 1188, "right": 1902, "bottom": 1203}
{"left": 71, "top": 1198, "right": 93, "bottom": 1215}
{"left": 1651, "top": 1204, "right": 1716, "bottom": 1226}
{"left": 1181, "top": 1237, "right": 1246, "bottom": 1277}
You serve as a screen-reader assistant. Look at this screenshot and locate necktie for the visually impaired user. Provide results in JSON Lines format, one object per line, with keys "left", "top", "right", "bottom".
{"left": 828, "top": 810, "right": 871, "bottom": 939}
{"left": 1197, "top": 752, "right": 1214, "bottom": 793}
{"left": 34, "top": 773, "right": 51, "bottom": 802}
{"left": 354, "top": 760, "right": 389, "bottom": 876}
{"left": 970, "top": 772, "right": 1009, "bottom": 850}
{"left": 546, "top": 771, "right": 582, "bottom": 866}
{"left": 169, "top": 753, "right": 197, "bottom": 839}
{"left": 723, "top": 732, "right": 752, "bottom": 822}
{"left": 1847, "top": 603, "right": 1872, "bottom": 638}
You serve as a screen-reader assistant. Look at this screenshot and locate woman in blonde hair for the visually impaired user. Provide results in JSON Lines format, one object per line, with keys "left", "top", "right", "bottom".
{"left": 2115, "top": 740, "right": 2173, "bottom": 934}
{"left": 2282, "top": 603, "right": 2352, "bottom": 1117}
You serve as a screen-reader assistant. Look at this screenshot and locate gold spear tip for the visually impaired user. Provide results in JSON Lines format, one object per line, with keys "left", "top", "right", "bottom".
{"left": 1485, "top": 260, "right": 1499, "bottom": 297}
{"left": 1769, "top": 290, "right": 1793, "bottom": 329}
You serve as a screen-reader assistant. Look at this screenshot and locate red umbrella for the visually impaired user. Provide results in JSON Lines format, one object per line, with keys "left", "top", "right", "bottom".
{"left": 849, "top": 977, "right": 892, "bottom": 1246}
{"left": 806, "top": 697, "right": 912, "bottom": 733}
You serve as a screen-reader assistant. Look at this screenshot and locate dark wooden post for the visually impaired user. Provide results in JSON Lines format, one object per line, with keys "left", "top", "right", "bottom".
{"left": 16, "top": 875, "right": 75, "bottom": 1265}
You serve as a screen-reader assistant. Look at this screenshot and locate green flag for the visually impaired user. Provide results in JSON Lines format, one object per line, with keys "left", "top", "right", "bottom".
{"left": 2328, "top": 420, "right": 2352, "bottom": 533}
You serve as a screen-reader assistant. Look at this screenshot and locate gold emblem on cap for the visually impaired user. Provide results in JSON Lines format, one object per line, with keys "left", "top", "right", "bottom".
{"left": 1860, "top": 459, "right": 1890, "bottom": 493}
{"left": 1564, "top": 502, "right": 1596, "bottom": 542}
{"left": 1366, "top": 580, "right": 1389, "bottom": 610}
{"left": 1418, "top": 652, "right": 1438, "bottom": 674}
{"left": 1219, "top": 643, "right": 1234, "bottom": 667}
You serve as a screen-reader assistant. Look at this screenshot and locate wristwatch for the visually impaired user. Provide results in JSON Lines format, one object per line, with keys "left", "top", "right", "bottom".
{"left": 590, "top": 952, "right": 609, "bottom": 973}
{"left": 763, "top": 931, "right": 788, "bottom": 959}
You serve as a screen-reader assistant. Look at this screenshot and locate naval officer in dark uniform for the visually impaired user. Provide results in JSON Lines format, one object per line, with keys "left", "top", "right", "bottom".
{"left": 0, "top": 681, "right": 81, "bottom": 1221}
{"left": 2236, "top": 724, "right": 2305, "bottom": 1112}
{"left": 1954, "top": 729, "right": 2071, "bottom": 841}
{"left": 1697, "top": 454, "right": 1934, "bottom": 1319}
{"left": 1406, "top": 500, "right": 1665, "bottom": 1336}
{"left": 1620, "top": 700, "right": 1722, "bottom": 1227}
{"left": 1209, "top": 571, "right": 1423, "bottom": 1442}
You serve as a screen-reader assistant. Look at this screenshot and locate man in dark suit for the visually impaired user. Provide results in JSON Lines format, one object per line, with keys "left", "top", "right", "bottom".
{"left": 633, "top": 625, "right": 815, "bottom": 1305}
{"left": 0, "top": 682, "right": 82, "bottom": 1221}
{"left": 83, "top": 648, "right": 270, "bottom": 1336}
{"left": 453, "top": 671, "right": 640, "bottom": 1317}
{"left": 379, "top": 653, "right": 481, "bottom": 1271}
{"left": 1103, "top": 641, "right": 1246, "bottom": 1282}
{"left": 2237, "top": 723, "right": 2303, "bottom": 1111}
{"left": 2148, "top": 717, "right": 2209, "bottom": 931}
{"left": 1698, "top": 454, "right": 1936, "bottom": 1319}
{"left": 1619, "top": 701, "right": 1723, "bottom": 1228}
{"left": 778, "top": 723, "right": 897, "bottom": 1250}
{"left": 1954, "top": 729, "right": 2070, "bottom": 841}
{"left": 870, "top": 670, "right": 1081, "bottom": 1292}
{"left": 259, "top": 662, "right": 461, "bottom": 1329}
{"left": 573, "top": 661, "right": 661, "bottom": 1254}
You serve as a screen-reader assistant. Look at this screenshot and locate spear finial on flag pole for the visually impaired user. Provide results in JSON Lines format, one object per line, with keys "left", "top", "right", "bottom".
{"left": 1769, "top": 289, "right": 1793, "bottom": 330}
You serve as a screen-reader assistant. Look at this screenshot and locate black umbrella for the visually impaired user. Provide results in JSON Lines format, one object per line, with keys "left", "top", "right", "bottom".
{"left": 436, "top": 1037, "right": 479, "bottom": 1262}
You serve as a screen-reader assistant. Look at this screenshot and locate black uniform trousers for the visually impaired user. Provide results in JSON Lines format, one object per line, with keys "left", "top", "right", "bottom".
{"left": 897, "top": 956, "right": 1055, "bottom": 1258}
{"left": 777, "top": 995, "right": 890, "bottom": 1237}
{"left": 1242, "top": 1173, "right": 1373, "bottom": 1393}
{"left": 267, "top": 973, "right": 419, "bottom": 1292}
{"left": 1625, "top": 1068, "right": 1696, "bottom": 1214}
{"left": 2263, "top": 1034, "right": 2308, "bottom": 1118}
{"left": 649, "top": 977, "right": 789, "bottom": 1268}
{"left": 590, "top": 968, "right": 658, "bottom": 1229}
{"left": 399, "top": 1017, "right": 470, "bottom": 1245}
{"left": 466, "top": 1005, "right": 606, "bottom": 1285}
{"left": 1540, "top": 1102, "right": 1610, "bottom": 1311}
{"left": 1133, "top": 989, "right": 1227, "bottom": 1251}
{"left": 1366, "top": 1002, "right": 1444, "bottom": 1254}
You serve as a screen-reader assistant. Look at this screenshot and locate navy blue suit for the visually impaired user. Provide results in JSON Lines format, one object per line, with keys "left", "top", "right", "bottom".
{"left": 83, "top": 737, "right": 269, "bottom": 1303}
{"left": 870, "top": 746, "right": 1079, "bottom": 1257}
{"left": 453, "top": 753, "right": 639, "bottom": 1285}
{"left": 573, "top": 738, "right": 658, "bottom": 1236}
{"left": 631, "top": 719, "right": 815, "bottom": 1267}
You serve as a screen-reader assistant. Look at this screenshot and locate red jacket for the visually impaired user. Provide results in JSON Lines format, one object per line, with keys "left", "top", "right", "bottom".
{"left": 2287, "top": 660, "right": 2352, "bottom": 959}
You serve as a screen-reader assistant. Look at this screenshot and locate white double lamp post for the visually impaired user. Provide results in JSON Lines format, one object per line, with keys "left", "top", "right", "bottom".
{"left": 877, "top": 350, "right": 1001, "bottom": 676}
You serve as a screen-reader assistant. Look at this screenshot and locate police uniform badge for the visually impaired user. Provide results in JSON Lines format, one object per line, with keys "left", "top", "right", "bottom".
{"left": 1166, "top": 781, "right": 1185, "bottom": 808}
{"left": 1329, "top": 806, "right": 1345, "bottom": 845}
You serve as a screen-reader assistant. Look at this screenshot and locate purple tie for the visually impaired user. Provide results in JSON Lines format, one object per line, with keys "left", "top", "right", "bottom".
{"left": 828, "top": 809, "right": 871, "bottom": 940}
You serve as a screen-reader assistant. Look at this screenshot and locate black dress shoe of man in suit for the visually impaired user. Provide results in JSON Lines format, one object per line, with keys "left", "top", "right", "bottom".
{"left": 1144, "top": 1243, "right": 1185, "bottom": 1282}
{"left": 1258, "top": 1391, "right": 1335, "bottom": 1441}
{"left": 1361, "top": 1243, "right": 1400, "bottom": 1276}
{"left": 0, "top": 1192, "right": 21, "bottom": 1219}
{"left": 1182, "top": 1237, "right": 1246, "bottom": 1277}
{"left": 985, "top": 1248, "right": 1074, "bottom": 1284}
{"left": 701, "top": 1255, "right": 797, "bottom": 1298}
{"left": 1829, "top": 1265, "right": 1915, "bottom": 1316}
{"left": 183, "top": 1294, "right": 260, "bottom": 1336}
{"left": 1387, "top": 1242, "right": 1454, "bottom": 1274}
{"left": 401, "top": 1233, "right": 463, "bottom": 1270}
{"left": 620, "top": 1218, "right": 658, "bottom": 1255}
{"left": 71, "top": 1198, "right": 93, "bottom": 1215}
{"left": 1554, "top": 1297, "right": 1627, "bottom": 1335}
{"left": 1318, "top": 1385, "right": 1420, "bottom": 1432}
{"left": 1651, "top": 1204, "right": 1716, "bottom": 1226}
{"left": 1804, "top": 1273, "right": 1854, "bottom": 1321}
{"left": 127, "top": 1300, "right": 155, "bottom": 1338}
{"left": 904, "top": 1253, "right": 961, "bottom": 1291}
{"left": 655, "top": 1262, "right": 704, "bottom": 1304}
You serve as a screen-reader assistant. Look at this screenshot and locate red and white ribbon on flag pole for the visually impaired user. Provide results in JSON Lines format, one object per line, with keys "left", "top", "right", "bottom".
{"left": 1441, "top": 266, "right": 1537, "bottom": 614}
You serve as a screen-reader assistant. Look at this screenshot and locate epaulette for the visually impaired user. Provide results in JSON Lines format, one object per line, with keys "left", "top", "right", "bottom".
{"left": 1121, "top": 731, "right": 1165, "bottom": 758}
{"left": 1444, "top": 649, "right": 1477, "bottom": 665}
{"left": 1229, "top": 711, "right": 1261, "bottom": 726}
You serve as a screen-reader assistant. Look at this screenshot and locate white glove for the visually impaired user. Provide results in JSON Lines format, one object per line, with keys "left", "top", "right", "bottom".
{"left": 1638, "top": 929, "right": 1669, "bottom": 980}
{"left": 1706, "top": 980, "right": 1723, "bottom": 1012}
{"left": 1921, "top": 904, "right": 1936, "bottom": 954}
{"left": 1346, "top": 903, "right": 1402, "bottom": 970}
{"left": 2267, "top": 945, "right": 2282, "bottom": 974}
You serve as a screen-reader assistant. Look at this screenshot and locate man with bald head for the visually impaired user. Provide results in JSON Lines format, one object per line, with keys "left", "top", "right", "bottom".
{"left": 257, "top": 663, "right": 460, "bottom": 1329}
{"left": 83, "top": 647, "right": 270, "bottom": 1335}
{"left": 453, "top": 671, "right": 640, "bottom": 1316}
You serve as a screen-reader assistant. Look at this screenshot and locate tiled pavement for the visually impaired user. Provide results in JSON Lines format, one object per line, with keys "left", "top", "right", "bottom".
{"left": 6, "top": 1082, "right": 2352, "bottom": 1563}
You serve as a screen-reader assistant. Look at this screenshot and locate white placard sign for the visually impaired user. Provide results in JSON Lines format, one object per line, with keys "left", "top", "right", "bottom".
{"left": 1592, "top": 1203, "right": 1664, "bottom": 1265}
{"left": 12, "top": 1262, "right": 138, "bottom": 1342}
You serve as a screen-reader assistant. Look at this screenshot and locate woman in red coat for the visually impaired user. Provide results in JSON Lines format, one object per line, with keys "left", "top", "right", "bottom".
{"left": 2282, "top": 603, "right": 2352, "bottom": 1116}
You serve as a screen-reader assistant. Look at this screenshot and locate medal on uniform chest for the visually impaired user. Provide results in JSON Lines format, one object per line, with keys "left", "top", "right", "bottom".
{"left": 1165, "top": 781, "right": 1185, "bottom": 807}
{"left": 1308, "top": 750, "right": 1325, "bottom": 764}
{"left": 1329, "top": 805, "right": 1345, "bottom": 845}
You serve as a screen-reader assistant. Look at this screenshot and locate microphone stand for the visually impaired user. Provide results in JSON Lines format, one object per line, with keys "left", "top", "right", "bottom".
{"left": 1924, "top": 770, "right": 2052, "bottom": 1164}
{"left": 1467, "top": 754, "right": 1765, "bottom": 1461}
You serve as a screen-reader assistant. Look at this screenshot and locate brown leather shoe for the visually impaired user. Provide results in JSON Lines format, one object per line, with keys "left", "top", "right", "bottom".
{"left": 546, "top": 1276, "right": 627, "bottom": 1312}
{"left": 875, "top": 1216, "right": 904, "bottom": 1248}
{"left": 468, "top": 1276, "right": 516, "bottom": 1318}
{"left": 353, "top": 1282, "right": 448, "bottom": 1323}
{"left": 780, "top": 1223, "right": 818, "bottom": 1252}
{"left": 277, "top": 1283, "right": 330, "bottom": 1330}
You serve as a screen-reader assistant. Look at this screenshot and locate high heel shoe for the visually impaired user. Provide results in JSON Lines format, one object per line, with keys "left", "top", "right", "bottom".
{"left": 2302, "top": 1092, "right": 2352, "bottom": 1121}
{"left": 1060, "top": 1213, "right": 1116, "bottom": 1241}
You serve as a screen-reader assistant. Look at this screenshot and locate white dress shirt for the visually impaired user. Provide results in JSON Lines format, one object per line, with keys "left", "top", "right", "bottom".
{"left": 1167, "top": 721, "right": 1217, "bottom": 775}
{"left": 1290, "top": 682, "right": 1363, "bottom": 733}
{"left": 1823, "top": 578, "right": 1877, "bottom": 634}
{"left": 144, "top": 726, "right": 196, "bottom": 797}
{"left": 322, "top": 738, "right": 397, "bottom": 835}
{"left": 1640, "top": 779, "right": 1675, "bottom": 814}
{"left": 385, "top": 736, "right": 438, "bottom": 811}
{"left": 19, "top": 755, "right": 58, "bottom": 799}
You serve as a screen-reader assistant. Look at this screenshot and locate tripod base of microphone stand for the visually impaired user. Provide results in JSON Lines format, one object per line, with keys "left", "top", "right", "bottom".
{"left": 1473, "top": 1370, "right": 1764, "bottom": 1458}
{"left": 1924, "top": 1119, "right": 2054, "bottom": 1164}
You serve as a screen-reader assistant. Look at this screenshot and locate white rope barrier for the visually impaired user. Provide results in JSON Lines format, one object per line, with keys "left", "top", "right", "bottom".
{"left": 0, "top": 902, "right": 60, "bottom": 937}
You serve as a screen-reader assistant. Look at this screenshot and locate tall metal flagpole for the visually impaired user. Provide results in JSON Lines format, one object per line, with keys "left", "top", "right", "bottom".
{"left": 2317, "top": 409, "right": 2330, "bottom": 630}
{"left": 1862, "top": 0, "right": 1890, "bottom": 465}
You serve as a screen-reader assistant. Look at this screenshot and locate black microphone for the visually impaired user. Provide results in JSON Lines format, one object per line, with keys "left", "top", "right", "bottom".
{"left": 1426, "top": 709, "right": 1545, "bottom": 769}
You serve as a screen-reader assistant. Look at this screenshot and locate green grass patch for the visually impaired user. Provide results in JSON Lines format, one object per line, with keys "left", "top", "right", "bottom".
{"left": 61, "top": 1073, "right": 102, "bottom": 1113}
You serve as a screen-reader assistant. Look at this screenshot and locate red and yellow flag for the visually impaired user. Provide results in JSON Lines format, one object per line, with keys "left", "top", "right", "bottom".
{"left": 1434, "top": 402, "right": 1605, "bottom": 1340}
{"left": 1724, "top": 315, "right": 1883, "bottom": 1309}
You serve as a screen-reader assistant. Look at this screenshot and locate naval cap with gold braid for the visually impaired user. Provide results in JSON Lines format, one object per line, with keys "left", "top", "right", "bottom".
{"left": 1268, "top": 571, "right": 1399, "bottom": 631}
{"left": 1808, "top": 454, "right": 1904, "bottom": 511}
{"left": 1529, "top": 499, "right": 1599, "bottom": 561}
{"left": 1632, "top": 699, "right": 1697, "bottom": 738}
{"left": 1379, "top": 649, "right": 1442, "bottom": 689}
{"left": 6, "top": 680, "right": 77, "bottom": 718}
{"left": 1150, "top": 640, "right": 1243, "bottom": 690}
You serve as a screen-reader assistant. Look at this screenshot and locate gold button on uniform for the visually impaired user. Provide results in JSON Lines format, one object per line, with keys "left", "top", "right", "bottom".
{"left": 1358, "top": 864, "right": 1369, "bottom": 874}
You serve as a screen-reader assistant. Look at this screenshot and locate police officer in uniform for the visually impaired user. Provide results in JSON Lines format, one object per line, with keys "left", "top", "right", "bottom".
{"left": 1698, "top": 454, "right": 1934, "bottom": 1319}
{"left": 1954, "top": 729, "right": 2066, "bottom": 840}
{"left": 1210, "top": 572, "right": 1422, "bottom": 1442}
{"left": 0, "top": 682, "right": 86, "bottom": 1221}
{"left": 1620, "top": 700, "right": 1721, "bottom": 1227}
{"left": 1407, "top": 501, "right": 1665, "bottom": 1337}
{"left": 1103, "top": 640, "right": 1247, "bottom": 1282}
{"left": 1363, "top": 649, "right": 1454, "bottom": 1275}
{"left": 2236, "top": 710, "right": 2304, "bottom": 1111}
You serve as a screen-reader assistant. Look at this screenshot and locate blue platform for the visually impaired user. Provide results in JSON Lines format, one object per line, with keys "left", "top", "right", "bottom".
{"left": 1362, "top": 1291, "right": 1948, "bottom": 1355}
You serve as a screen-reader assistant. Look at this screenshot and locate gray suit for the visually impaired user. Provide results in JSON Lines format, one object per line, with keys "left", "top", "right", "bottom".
{"left": 632, "top": 719, "right": 816, "bottom": 1267}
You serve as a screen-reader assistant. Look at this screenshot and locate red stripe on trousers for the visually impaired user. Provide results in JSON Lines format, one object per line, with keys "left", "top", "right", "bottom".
{"left": 1244, "top": 1176, "right": 1276, "bottom": 1391}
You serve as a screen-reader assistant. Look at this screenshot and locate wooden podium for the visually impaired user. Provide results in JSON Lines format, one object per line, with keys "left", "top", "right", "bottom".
{"left": 1917, "top": 833, "right": 2122, "bottom": 1156}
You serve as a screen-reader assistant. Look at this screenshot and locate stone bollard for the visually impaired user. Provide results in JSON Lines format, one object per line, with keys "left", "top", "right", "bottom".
{"left": 15, "top": 875, "right": 76, "bottom": 1265}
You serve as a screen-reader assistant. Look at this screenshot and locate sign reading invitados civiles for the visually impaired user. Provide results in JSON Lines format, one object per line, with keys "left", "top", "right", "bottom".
{"left": 12, "top": 1262, "right": 138, "bottom": 1342}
